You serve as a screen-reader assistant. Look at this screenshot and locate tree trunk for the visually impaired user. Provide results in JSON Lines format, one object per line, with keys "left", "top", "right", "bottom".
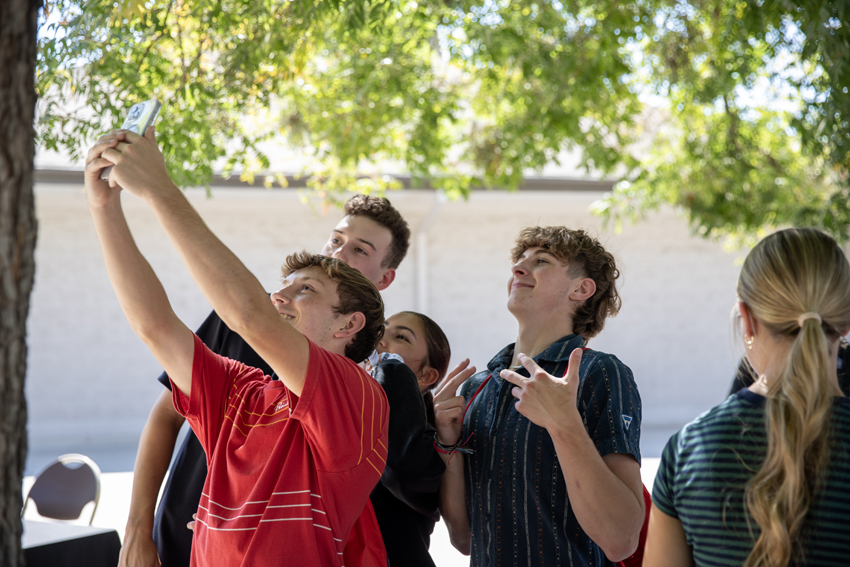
{"left": 0, "top": 0, "right": 41, "bottom": 564}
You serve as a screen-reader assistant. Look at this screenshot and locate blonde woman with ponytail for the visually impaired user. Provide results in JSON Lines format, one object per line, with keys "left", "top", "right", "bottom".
{"left": 644, "top": 227, "right": 850, "bottom": 567}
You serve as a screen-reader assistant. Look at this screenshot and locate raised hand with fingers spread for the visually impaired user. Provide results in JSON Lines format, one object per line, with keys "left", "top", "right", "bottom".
{"left": 433, "top": 358, "right": 476, "bottom": 447}
{"left": 500, "top": 349, "right": 583, "bottom": 433}
{"left": 433, "top": 358, "right": 477, "bottom": 556}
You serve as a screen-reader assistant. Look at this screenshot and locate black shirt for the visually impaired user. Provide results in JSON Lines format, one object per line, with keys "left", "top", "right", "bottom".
{"left": 153, "top": 310, "right": 271, "bottom": 567}
{"left": 370, "top": 359, "right": 445, "bottom": 567}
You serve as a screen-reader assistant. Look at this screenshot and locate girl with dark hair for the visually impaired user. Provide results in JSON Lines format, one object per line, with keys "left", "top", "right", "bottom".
{"left": 645, "top": 227, "right": 850, "bottom": 566}
{"left": 379, "top": 311, "right": 451, "bottom": 426}
{"left": 370, "top": 311, "right": 452, "bottom": 567}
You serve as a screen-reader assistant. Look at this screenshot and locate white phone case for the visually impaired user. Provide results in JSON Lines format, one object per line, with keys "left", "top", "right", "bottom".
{"left": 100, "top": 99, "right": 162, "bottom": 180}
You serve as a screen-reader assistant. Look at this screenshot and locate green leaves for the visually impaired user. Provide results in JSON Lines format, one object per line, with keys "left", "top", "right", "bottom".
{"left": 36, "top": 0, "right": 850, "bottom": 241}
{"left": 37, "top": 0, "right": 315, "bottom": 188}
{"left": 597, "top": 0, "right": 850, "bottom": 243}
{"left": 37, "top": 0, "right": 649, "bottom": 196}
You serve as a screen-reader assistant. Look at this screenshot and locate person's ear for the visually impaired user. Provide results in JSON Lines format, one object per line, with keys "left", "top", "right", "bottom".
{"left": 569, "top": 278, "right": 596, "bottom": 302}
{"left": 334, "top": 311, "right": 366, "bottom": 340}
{"left": 739, "top": 302, "right": 758, "bottom": 338}
{"left": 373, "top": 268, "right": 396, "bottom": 291}
{"left": 418, "top": 366, "right": 440, "bottom": 388}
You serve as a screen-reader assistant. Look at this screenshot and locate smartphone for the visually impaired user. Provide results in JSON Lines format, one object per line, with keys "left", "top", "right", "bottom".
{"left": 100, "top": 99, "right": 162, "bottom": 180}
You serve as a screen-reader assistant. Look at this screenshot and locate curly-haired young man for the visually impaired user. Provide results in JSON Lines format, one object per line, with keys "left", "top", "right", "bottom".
{"left": 435, "top": 226, "right": 645, "bottom": 566}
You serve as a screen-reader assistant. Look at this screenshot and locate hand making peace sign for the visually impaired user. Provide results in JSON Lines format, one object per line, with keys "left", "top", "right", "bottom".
{"left": 500, "top": 348, "right": 584, "bottom": 433}
{"left": 432, "top": 358, "right": 477, "bottom": 447}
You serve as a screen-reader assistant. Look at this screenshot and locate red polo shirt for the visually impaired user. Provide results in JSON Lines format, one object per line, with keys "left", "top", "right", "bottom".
{"left": 173, "top": 334, "right": 389, "bottom": 567}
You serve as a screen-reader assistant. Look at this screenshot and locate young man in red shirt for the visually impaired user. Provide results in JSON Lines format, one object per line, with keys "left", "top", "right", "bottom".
{"left": 120, "top": 192, "right": 410, "bottom": 567}
{"left": 85, "top": 131, "right": 389, "bottom": 567}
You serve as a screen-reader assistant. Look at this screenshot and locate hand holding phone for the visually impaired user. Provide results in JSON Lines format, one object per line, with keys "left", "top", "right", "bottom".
{"left": 100, "top": 99, "right": 162, "bottom": 180}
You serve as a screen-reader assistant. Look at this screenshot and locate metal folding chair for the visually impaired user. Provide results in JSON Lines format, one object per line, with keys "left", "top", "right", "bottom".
{"left": 22, "top": 453, "right": 102, "bottom": 525}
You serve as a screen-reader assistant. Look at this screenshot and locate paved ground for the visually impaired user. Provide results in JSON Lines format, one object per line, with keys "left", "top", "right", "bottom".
{"left": 22, "top": 457, "right": 661, "bottom": 566}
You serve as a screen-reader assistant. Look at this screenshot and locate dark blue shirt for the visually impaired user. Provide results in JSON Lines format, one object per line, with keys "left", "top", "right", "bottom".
{"left": 461, "top": 334, "right": 642, "bottom": 567}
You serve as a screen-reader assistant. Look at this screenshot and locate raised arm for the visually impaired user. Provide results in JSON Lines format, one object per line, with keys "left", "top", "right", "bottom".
{"left": 85, "top": 135, "right": 194, "bottom": 395}
{"left": 98, "top": 128, "right": 310, "bottom": 395}
{"left": 433, "top": 360, "right": 477, "bottom": 555}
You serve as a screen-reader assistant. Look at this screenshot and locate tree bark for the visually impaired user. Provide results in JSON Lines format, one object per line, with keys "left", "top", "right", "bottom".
{"left": 0, "top": 0, "right": 41, "bottom": 564}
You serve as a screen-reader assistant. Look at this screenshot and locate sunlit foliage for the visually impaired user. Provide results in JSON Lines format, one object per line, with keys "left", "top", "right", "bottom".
{"left": 596, "top": 0, "right": 850, "bottom": 243}
{"left": 37, "top": 0, "right": 849, "bottom": 240}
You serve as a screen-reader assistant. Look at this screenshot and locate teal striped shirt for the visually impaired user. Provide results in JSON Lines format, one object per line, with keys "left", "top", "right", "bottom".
{"left": 653, "top": 389, "right": 850, "bottom": 566}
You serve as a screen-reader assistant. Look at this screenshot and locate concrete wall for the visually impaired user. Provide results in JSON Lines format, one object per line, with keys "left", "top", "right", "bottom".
{"left": 26, "top": 183, "right": 748, "bottom": 464}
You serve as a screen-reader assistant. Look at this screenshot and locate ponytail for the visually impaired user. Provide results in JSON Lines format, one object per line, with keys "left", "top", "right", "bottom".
{"left": 737, "top": 228, "right": 850, "bottom": 567}
{"left": 743, "top": 317, "right": 833, "bottom": 567}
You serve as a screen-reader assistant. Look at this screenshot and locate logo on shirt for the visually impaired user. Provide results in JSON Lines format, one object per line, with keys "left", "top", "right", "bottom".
{"left": 274, "top": 400, "right": 289, "bottom": 412}
{"left": 622, "top": 415, "right": 633, "bottom": 431}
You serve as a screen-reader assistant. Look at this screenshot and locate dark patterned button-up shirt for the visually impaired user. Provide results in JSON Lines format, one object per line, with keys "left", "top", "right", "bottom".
{"left": 460, "top": 334, "right": 642, "bottom": 567}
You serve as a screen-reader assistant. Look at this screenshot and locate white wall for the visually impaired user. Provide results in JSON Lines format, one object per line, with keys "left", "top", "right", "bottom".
{"left": 26, "top": 183, "right": 747, "bottom": 461}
